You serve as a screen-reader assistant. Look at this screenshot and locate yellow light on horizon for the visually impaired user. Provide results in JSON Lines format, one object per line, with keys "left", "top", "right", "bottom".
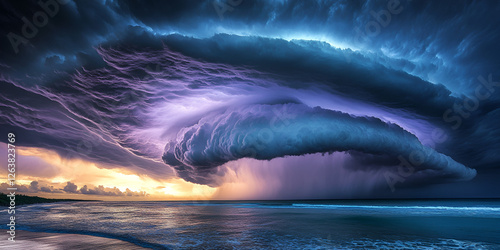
{"left": 0, "top": 143, "right": 217, "bottom": 200}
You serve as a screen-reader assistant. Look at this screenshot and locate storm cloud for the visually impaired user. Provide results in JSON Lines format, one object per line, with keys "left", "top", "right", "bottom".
{"left": 162, "top": 103, "right": 475, "bottom": 185}
{"left": 0, "top": 0, "right": 499, "bottom": 198}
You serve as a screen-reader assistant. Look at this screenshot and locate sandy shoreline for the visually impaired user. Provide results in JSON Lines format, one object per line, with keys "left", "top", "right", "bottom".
{"left": 0, "top": 230, "right": 149, "bottom": 249}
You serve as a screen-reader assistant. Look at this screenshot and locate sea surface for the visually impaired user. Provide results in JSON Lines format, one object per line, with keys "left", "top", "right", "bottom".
{"left": 8, "top": 199, "right": 500, "bottom": 249}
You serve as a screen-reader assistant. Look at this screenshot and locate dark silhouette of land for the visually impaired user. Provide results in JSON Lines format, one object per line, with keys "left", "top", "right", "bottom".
{"left": 0, "top": 193, "right": 95, "bottom": 206}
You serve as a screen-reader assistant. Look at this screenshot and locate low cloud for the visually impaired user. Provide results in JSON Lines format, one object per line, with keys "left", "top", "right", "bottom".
{"left": 63, "top": 181, "right": 78, "bottom": 193}
{"left": 0, "top": 181, "right": 147, "bottom": 197}
{"left": 79, "top": 184, "right": 147, "bottom": 197}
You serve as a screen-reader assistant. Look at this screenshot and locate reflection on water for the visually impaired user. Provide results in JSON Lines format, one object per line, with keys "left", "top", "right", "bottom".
{"left": 9, "top": 200, "right": 500, "bottom": 249}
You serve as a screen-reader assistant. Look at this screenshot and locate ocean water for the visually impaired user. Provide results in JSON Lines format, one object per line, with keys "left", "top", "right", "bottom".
{"left": 9, "top": 199, "right": 500, "bottom": 249}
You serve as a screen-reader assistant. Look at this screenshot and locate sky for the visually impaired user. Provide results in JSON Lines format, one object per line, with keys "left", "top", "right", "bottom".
{"left": 0, "top": 0, "right": 499, "bottom": 200}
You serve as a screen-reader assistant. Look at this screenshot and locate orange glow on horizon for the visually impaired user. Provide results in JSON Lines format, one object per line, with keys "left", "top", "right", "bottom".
{"left": 0, "top": 143, "right": 217, "bottom": 200}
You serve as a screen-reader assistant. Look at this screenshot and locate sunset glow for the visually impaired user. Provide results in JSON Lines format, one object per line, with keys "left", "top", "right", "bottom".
{"left": 0, "top": 143, "right": 216, "bottom": 200}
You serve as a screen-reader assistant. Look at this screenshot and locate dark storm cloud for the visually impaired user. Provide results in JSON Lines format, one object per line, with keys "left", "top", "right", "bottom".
{"left": 0, "top": 76, "right": 175, "bottom": 179}
{"left": 1, "top": 32, "right": 498, "bottom": 191}
{"left": 0, "top": 0, "right": 499, "bottom": 197}
{"left": 163, "top": 103, "right": 475, "bottom": 186}
{"left": 110, "top": 0, "right": 499, "bottom": 96}
{"left": 445, "top": 107, "right": 500, "bottom": 169}
{"left": 159, "top": 34, "right": 500, "bottom": 175}
{"left": 0, "top": 0, "right": 121, "bottom": 80}
{"left": 2, "top": 0, "right": 497, "bottom": 96}
{"left": 161, "top": 34, "right": 455, "bottom": 118}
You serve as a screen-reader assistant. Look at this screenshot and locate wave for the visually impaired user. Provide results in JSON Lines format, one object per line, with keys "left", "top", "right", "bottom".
{"left": 291, "top": 203, "right": 500, "bottom": 212}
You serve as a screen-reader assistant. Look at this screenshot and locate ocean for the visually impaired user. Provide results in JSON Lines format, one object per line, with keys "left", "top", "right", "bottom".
{"left": 9, "top": 199, "right": 500, "bottom": 249}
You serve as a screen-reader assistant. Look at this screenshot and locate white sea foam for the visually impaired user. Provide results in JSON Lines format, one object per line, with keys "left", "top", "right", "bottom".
{"left": 292, "top": 203, "right": 500, "bottom": 212}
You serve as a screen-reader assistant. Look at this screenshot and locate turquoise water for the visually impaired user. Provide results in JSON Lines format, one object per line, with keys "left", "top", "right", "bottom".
{"left": 9, "top": 199, "right": 500, "bottom": 249}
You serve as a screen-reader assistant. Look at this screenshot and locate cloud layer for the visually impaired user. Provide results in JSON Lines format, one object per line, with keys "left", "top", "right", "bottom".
{"left": 163, "top": 103, "right": 475, "bottom": 185}
{"left": 0, "top": 0, "right": 499, "bottom": 198}
{"left": 0, "top": 181, "right": 147, "bottom": 197}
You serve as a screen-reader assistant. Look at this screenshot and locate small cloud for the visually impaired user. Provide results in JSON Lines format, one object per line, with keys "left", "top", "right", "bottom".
{"left": 30, "top": 181, "right": 39, "bottom": 191}
{"left": 63, "top": 182, "right": 79, "bottom": 193}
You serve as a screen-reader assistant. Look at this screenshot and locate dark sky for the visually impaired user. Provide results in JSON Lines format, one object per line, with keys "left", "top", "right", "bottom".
{"left": 1, "top": 0, "right": 499, "bottom": 199}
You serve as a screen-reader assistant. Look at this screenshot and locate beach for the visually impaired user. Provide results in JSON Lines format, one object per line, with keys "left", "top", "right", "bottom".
{"left": 0, "top": 230, "right": 147, "bottom": 249}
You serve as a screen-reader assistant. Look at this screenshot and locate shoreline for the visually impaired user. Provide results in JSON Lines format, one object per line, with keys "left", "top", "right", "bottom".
{"left": 0, "top": 230, "right": 152, "bottom": 249}
{"left": 0, "top": 193, "right": 100, "bottom": 207}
